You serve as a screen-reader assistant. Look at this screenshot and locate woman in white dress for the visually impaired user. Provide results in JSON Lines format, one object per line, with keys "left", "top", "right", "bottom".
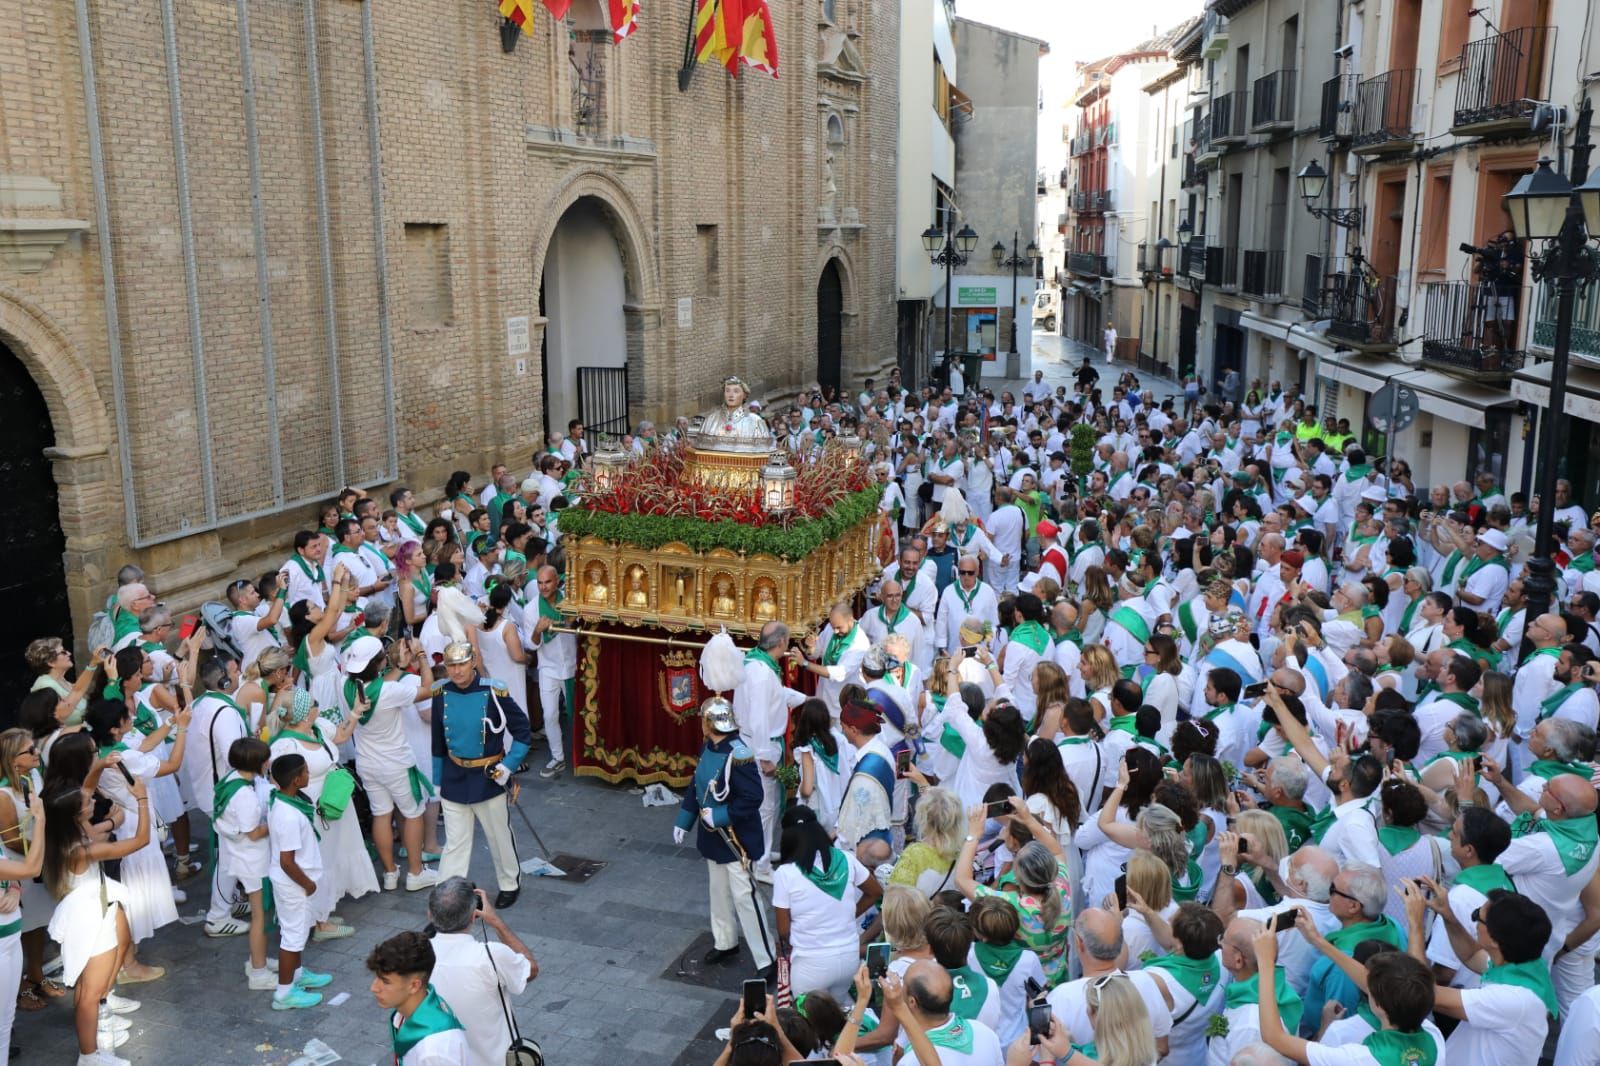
{"left": 0, "top": 729, "right": 58, "bottom": 1016}
{"left": 477, "top": 584, "right": 530, "bottom": 720}
{"left": 118, "top": 652, "right": 191, "bottom": 879}
{"left": 43, "top": 750, "right": 148, "bottom": 1065}
{"left": 267, "top": 690, "right": 369, "bottom": 934}
{"left": 86, "top": 695, "right": 188, "bottom": 984}
{"left": 791, "top": 699, "right": 848, "bottom": 832}
{"left": 287, "top": 569, "right": 352, "bottom": 703}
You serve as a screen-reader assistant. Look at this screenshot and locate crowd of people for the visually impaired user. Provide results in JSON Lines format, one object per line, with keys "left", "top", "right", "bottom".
{"left": 693, "top": 361, "right": 1600, "bottom": 1066}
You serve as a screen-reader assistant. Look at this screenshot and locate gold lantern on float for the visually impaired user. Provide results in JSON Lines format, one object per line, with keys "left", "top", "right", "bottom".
{"left": 591, "top": 441, "right": 630, "bottom": 493}
{"left": 760, "top": 452, "right": 797, "bottom": 515}
{"left": 830, "top": 434, "right": 865, "bottom": 473}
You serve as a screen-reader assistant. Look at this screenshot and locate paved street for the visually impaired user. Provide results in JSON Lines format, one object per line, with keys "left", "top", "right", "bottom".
{"left": 992, "top": 332, "right": 1187, "bottom": 407}
{"left": 16, "top": 766, "right": 743, "bottom": 1066}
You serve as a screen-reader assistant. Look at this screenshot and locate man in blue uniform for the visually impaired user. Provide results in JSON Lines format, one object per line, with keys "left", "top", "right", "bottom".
{"left": 673, "top": 696, "right": 775, "bottom": 977}
{"left": 432, "top": 641, "right": 534, "bottom": 908}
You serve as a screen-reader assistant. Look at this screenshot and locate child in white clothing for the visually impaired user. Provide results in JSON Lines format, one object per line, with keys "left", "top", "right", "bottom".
{"left": 267, "top": 753, "right": 334, "bottom": 1010}
{"left": 214, "top": 738, "right": 273, "bottom": 990}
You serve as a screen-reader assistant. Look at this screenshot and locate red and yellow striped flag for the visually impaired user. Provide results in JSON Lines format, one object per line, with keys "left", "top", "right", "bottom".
{"left": 735, "top": 0, "right": 778, "bottom": 77}
{"left": 694, "top": 0, "right": 778, "bottom": 77}
{"left": 609, "top": 0, "right": 640, "bottom": 42}
{"left": 499, "top": 0, "right": 535, "bottom": 34}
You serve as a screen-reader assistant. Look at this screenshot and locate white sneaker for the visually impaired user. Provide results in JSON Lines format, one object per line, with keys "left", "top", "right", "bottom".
{"left": 204, "top": 917, "right": 248, "bottom": 938}
{"left": 98, "top": 1012, "right": 131, "bottom": 1034}
{"left": 95, "top": 1025, "right": 129, "bottom": 1050}
{"left": 104, "top": 992, "right": 141, "bottom": 1013}
{"left": 170, "top": 886, "right": 187, "bottom": 904}
{"left": 382, "top": 868, "right": 400, "bottom": 891}
{"left": 247, "top": 966, "right": 278, "bottom": 991}
{"left": 539, "top": 758, "right": 566, "bottom": 779}
{"left": 405, "top": 866, "right": 442, "bottom": 891}
{"left": 78, "top": 1053, "right": 130, "bottom": 1066}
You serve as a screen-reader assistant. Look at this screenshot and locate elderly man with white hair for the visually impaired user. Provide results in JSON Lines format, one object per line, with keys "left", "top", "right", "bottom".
{"left": 933, "top": 554, "right": 999, "bottom": 657}
{"left": 1221, "top": 844, "right": 1342, "bottom": 996}
{"left": 1298, "top": 864, "right": 1400, "bottom": 1036}
{"left": 1456, "top": 527, "right": 1511, "bottom": 614}
{"left": 791, "top": 602, "right": 870, "bottom": 721}
{"left": 1205, "top": 916, "right": 1301, "bottom": 1064}
{"left": 1565, "top": 527, "right": 1600, "bottom": 597}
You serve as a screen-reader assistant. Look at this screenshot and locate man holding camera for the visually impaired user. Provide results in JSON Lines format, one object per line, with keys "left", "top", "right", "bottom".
{"left": 425, "top": 877, "right": 538, "bottom": 1066}
{"left": 431, "top": 641, "right": 534, "bottom": 909}
{"left": 1465, "top": 231, "right": 1525, "bottom": 352}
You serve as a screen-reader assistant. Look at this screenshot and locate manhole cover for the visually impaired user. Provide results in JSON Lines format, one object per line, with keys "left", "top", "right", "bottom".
{"left": 548, "top": 853, "right": 607, "bottom": 883}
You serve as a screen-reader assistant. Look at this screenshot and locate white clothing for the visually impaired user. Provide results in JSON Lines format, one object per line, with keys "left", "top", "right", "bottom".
{"left": 1319, "top": 794, "right": 1383, "bottom": 870}
{"left": 48, "top": 863, "right": 128, "bottom": 987}
{"left": 771, "top": 850, "right": 869, "bottom": 957}
{"left": 813, "top": 623, "right": 870, "bottom": 718}
{"left": 476, "top": 618, "right": 528, "bottom": 729}
{"left": 1444, "top": 982, "right": 1549, "bottom": 1065}
{"left": 271, "top": 728, "right": 378, "bottom": 912}
{"left": 395, "top": 1024, "right": 470, "bottom": 1066}
{"left": 1047, "top": 970, "right": 1172, "bottom": 1049}
{"left": 429, "top": 931, "right": 532, "bottom": 1066}
{"left": 1556, "top": 985, "right": 1600, "bottom": 1066}
{"left": 215, "top": 773, "right": 271, "bottom": 881}
{"left": 707, "top": 858, "right": 774, "bottom": 971}
{"left": 934, "top": 581, "right": 1001, "bottom": 654}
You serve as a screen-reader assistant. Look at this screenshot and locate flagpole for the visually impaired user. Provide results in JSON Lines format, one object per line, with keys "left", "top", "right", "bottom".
{"left": 676, "top": 0, "right": 701, "bottom": 91}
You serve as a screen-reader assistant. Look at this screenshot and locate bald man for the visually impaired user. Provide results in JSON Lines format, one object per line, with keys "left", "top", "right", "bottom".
{"left": 531, "top": 564, "right": 577, "bottom": 776}
{"left": 1046, "top": 908, "right": 1173, "bottom": 1058}
{"left": 1208, "top": 917, "right": 1302, "bottom": 1065}
{"left": 897, "top": 960, "right": 1004, "bottom": 1063}
{"left": 1512, "top": 613, "right": 1568, "bottom": 756}
{"left": 1492, "top": 770, "right": 1600, "bottom": 1009}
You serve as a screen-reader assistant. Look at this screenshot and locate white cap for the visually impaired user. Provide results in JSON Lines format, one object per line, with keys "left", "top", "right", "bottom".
{"left": 1360, "top": 485, "right": 1388, "bottom": 503}
{"left": 1295, "top": 495, "right": 1317, "bottom": 514}
{"left": 1478, "top": 528, "right": 1509, "bottom": 552}
{"left": 342, "top": 635, "right": 384, "bottom": 674}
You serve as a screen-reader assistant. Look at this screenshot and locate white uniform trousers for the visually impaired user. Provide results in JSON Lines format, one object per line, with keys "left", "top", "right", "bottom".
{"left": 537, "top": 672, "right": 569, "bottom": 762}
{"left": 206, "top": 861, "right": 242, "bottom": 924}
{"left": 1555, "top": 942, "right": 1599, "bottom": 1013}
{"left": 440, "top": 794, "right": 521, "bottom": 892}
{"left": 707, "top": 859, "right": 774, "bottom": 971}
{"left": 0, "top": 933, "right": 18, "bottom": 1066}
{"left": 984, "top": 556, "right": 1021, "bottom": 595}
{"left": 757, "top": 773, "right": 779, "bottom": 873}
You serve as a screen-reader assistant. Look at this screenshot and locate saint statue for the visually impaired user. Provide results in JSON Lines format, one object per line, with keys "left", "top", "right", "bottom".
{"left": 692, "top": 376, "right": 774, "bottom": 452}
{"left": 624, "top": 565, "right": 649, "bottom": 609}
{"left": 584, "top": 562, "right": 608, "bottom": 605}
{"left": 710, "top": 576, "right": 738, "bottom": 619}
{"left": 751, "top": 582, "right": 778, "bottom": 621}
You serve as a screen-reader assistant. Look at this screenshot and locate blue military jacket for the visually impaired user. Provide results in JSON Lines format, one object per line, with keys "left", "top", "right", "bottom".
{"left": 430, "top": 675, "right": 533, "bottom": 805}
{"left": 674, "top": 736, "right": 765, "bottom": 864}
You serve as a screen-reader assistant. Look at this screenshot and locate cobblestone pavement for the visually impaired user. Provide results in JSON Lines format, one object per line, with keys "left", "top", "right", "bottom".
{"left": 992, "top": 333, "right": 1186, "bottom": 407}
{"left": 17, "top": 762, "right": 747, "bottom": 1066}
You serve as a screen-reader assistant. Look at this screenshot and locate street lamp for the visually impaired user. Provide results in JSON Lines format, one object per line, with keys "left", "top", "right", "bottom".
{"left": 1297, "top": 159, "right": 1363, "bottom": 229}
{"left": 1502, "top": 104, "right": 1600, "bottom": 632}
{"left": 1148, "top": 237, "right": 1174, "bottom": 375}
{"left": 926, "top": 221, "right": 979, "bottom": 390}
{"left": 996, "top": 231, "right": 1041, "bottom": 356}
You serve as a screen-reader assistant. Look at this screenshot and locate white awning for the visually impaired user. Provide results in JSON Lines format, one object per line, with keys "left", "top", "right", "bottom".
{"left": 1392, "top": 369, "right": 1515, "bottom": 430}
{"left": 1513, "top": 360, "right": 1600, "bottom": 424}
{"left": 1239, "top": 310, "right": 1339, "bottom": 358}
{"left": 1316, "top": 352, "right": 1410, "bottom": 393}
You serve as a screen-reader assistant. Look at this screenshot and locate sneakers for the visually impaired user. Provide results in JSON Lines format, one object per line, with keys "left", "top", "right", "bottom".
{"left": 78, "top": 1052, "right": 129, "bottom": 1066}
{"left": 104, "top": 992, "right": 141, "bottom": 1014}
{"left": 271, "top": 988, "right": 322, "bottom": 1010}
{"left": 245, "top": 957, "right": 277, "bottom": 975}
{"left": 405, "top": 867, "right": 442, "bottom": 891}
{"left": 539, "top": 758, "right": 566, "bottom": 779}
{"left": 294, "top": 969, "right": 333, "bottom": 991}
{"left": 382, "top": 869, "right": 400, "bottom": 892}
{"left": 312, "top": 923, "right": 354, "bottom": 942}
{"left": 246, "top": 967, "right": 278, "bottom": 991}
{"left": 230, "top": 898, "right": 251, "bottom": 920}
{"left": 204, "top": 917, "right": 248, "bottom": 938}
{"left": 96, "top": 1025, "right": 129, "bottom": 1050}
{"left": 98, "top": 1013, "right": 131, "bottom": 1034}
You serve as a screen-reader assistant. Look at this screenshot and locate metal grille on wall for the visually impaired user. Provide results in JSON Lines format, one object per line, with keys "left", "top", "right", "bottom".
{"left": 74, "top": 0, "right": 397, "bottom": 546}
{"left": 577, "top": 367, "right": 631, "bottom": 438}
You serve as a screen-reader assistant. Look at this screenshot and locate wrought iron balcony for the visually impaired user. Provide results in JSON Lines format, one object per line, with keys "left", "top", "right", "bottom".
{"left": 1353, "top": 69, "right": 1418, "bottom": 155}
{"left": 1452, "top": 26, "right": 1551, "bottom": 136}
{"left": 1206, "top": 245, "right": 1239, "bottom": 289}
{"left": 1250, "top": 70, "right": 1297, "bottom": 132}
{"left": 1182, "top": 236, "right": 1208, "bottom": 279}
{"left": 1303, "top": 254, "right": 1399, "bottom": 352}
{"left": 1070, "top": 191, "right": 1088, "bottom": 211}
{"left": 1193, "top": 108, "right": 1218, "bottom": 165}
{"left": 1419, "top": 280, "right": 1527, "bottom": 381}
{"left": 1210, "top": 91, "right": 1250, "bottom": 146}
{"left": 1241, "top": 250, "right": 1286, "bottom": 300}
{"left": 1202, "top": 9, "right": 1229, "bottom": 59}
{"left": 1068, "top": 250, "right": 1101, "bottom": 276}
{"left": 1319, "top": 73, "right": 1357, "bottom": 142}
{"left": 1531, "top": 280, "right": 1600, "bottom": 366}
{"left": 1059, "top": 167, "right": 1070, "bottom": 188}
{"left": 1094, "top": 190, "right": 1114, "bottom": 211}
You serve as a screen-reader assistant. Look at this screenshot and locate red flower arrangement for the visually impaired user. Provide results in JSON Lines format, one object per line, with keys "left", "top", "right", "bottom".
{"left": 579, "top": 448, "right": 872, "bottom": 528}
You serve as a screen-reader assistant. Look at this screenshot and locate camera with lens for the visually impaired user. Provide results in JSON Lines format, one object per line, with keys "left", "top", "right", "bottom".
{"left": 1459, "top": 240, "right": 1503, "bottom": 262}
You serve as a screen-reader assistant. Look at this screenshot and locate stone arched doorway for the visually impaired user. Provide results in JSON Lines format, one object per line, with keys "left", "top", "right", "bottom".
{"left": 0, "top": 339, "right": 69, "bottom": 712}
{"left": 817, "top": 260, "right": 844, "bottom": 399}
{"left": 539, "top": 196, "right": 633, "bottom": 441}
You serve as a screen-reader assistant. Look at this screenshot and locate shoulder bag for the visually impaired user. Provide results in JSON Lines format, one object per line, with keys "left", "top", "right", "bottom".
{"left": 480, "top": 918, "right": 543, "bottom": 1065}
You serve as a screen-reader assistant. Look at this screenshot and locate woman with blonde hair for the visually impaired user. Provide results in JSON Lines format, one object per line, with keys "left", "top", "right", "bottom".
{"left": 1053, "top": 973, "right": 1159, "bottom": 1066}
{"left": 0, "top": 728, "right": 56, "bottom": 1013}
{"left": 1118, "top": 849, "right": 1175, "bottom": 969}
{"left": 1233, "top": 808, "right": 1289, "bottom": 908}
{"left": 235, "top": 647, "right": 292, "bottom": 740}
{"left": 888, "top": 786, "right": 963, "bottom": 896}
{"left": 1078, "top": 645, "right": 1120, "bottom": 721}
{"left": 1078, "top": 568, "right": 1114, "bottom": 645}
{"left": 1031, "top": 661, "right": 1070, "bottom": 727}
{"left": 1477, "top": 670, "right": 1516, "bottom": 770}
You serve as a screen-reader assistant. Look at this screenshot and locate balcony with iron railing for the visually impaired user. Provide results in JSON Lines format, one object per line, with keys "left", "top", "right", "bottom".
{"left": 1071, "top": 191, "right": 1088, "bottom": 211}
{"left": 1181, "top": 151, "right": 1199, "bottom": 187}
{"left": 1202, "top": 9, "right": 1230, "bottom": 59}
{"left": 1182, "top": 236, "right": 1208, "bottom": 279}
{"left": 1094, "top": 190, "right": 1114, "bottom": 211}
{"left": 1250, "top": 70, "right": 1297, "bottom": 133}
{"left": 1207, "top": 245, "right": 1239, "bottom": 289}
{"left": 1531, "top": 280, "right": 1600, "bottom": 365}
{"left": 1068, "top": 250, "right": 1102, "bottom": 276}
{"left": 1059, "top": 167, "right": 1070, "bottom": 188}
{"left": 1419, "top": 280, "right": 1528, "bottom": 380}
{"left": 1452, "top": 26, "right": 1551, "bottom": 136}
{"left": 1320, "top": 73, "right": 1357, "bottom": 141}
{"left": 1302, "top": 253, "right": 1399, "bottom": 352}
{"left": 1210, "top": 91, "right": 1250, "bottom": 146}
{"left": 1241, "top": 249, "right": 1286, "bottom": 300}
{"left": 1352, "top": 69, "right": 1418, "bottom": 155}
{"left": 1193, "top": 108, "right": 1218, "bottom": 165}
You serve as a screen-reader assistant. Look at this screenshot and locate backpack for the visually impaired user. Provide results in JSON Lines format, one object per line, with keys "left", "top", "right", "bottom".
{"left": 86, "top": 611, "right": 115, "bottom": 655}
{"left": 199, "top": 601, "right": 245, "bottom": 664}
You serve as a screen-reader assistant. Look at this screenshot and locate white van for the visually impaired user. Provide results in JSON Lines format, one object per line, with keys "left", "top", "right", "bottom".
{"left": 1033, "top": 288, "right": 1059, "bottom": 333}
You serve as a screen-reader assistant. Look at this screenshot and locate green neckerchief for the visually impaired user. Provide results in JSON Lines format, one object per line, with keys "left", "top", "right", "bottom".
{"left": 344, "top": 676, "right": 384, "bottom": 725}
{"left": 1482, "top": 958, "right": 1559, "bottom": 1018}
{"left": 822, "top": 626, "right": 858, "bottom": 666}
{"left": 1203, "top": 701, "right": 1235, "bottom": 724}
{"left": 1343, "top": 464, "right": 1373, "bottom": 483}
{"left": 537, "top": 592, "right": 563, "bottom": 644}
{"left": 1363, "top": 1028, "right": 1438, "bottom": 1066}
{"left": 291, "top": 638, "right": 311, "bottom": 677}
{"left": 938, "top": 722, "right": 967, "bottom": 759}
{"left": 1572, "top": 552, "right": 1598, "bottom": 574}
{"left": 1459, "top": 553, "right": 1509, "bottom": 583}
{"left": 132, "top": 702, "right": 160, "bottom": 736}
{"left": 1540, "top": 681, "right": 1588, "bottom": 722}
{"left": 1434, "top": 690, "right": 1480, "bottom": 716}
{"left": 1453, "top": 863, "right": 1513, "bottom": 896}
{"left": 1009, "top": 619, "right": 1050, "bottom": 656}
{"left": 878, "top": 603, "right": 911, "bottom": 632}
{"left": 288, "top": 551, "right": 325, "bottom": 587}
{"left": 953, "top": 580, "right": 985, "bottom": 613}
{"left": 973, "top": 940, "right": 1024, "bottom": 986}
{"left": 270, "top": 789, "right": 320, "bottom": 840}
{"left": 923, "top": 1015, "right": 975, "bottom": 1055}
{"left": 1106, "top": 712, "right": 1138, "bottom": 736}
{"left": 1511, "top": 811, "right": 1600, "bottom": 875}
{"left": 1528, "top": 758, "right": 1591, "bottom": 781}
{"left": 391, "top": 985, "right": 465, "bottom": 1061}
{"left": 1327, "top": 915, "right": 1406, "bottom": 954}
{"left": 948, "top": 964, "right": 992, "bottom": 1021}
{"left": 811, "top": 744, "right": 840, "bottom": 776}
{"left": 1414, "top": 680, "right": 1440, "bottom": 701}
{"left": 744, "top": 647, "right": 782, "bottom": 678}
{"left": 397, "top": 511, "right": 426, "bottom": 537}
{"left": 412, "top": 571, "right": 434, "bottom": 604}
{"left": 1170, "top": 857, "right": 1205, "bottom": 902}
{"left": 801, "top": 847, "right": 851, "bottom": 900}
{"left": 213, "top": 771, "right": 254, "bottom": 827}
{"left": 1145, "top": 952, "right": 1221, "bottom": 1004}
{"left": 1054, "top": 628, "right": 1084, "bottom": 649}
{"left": 1224, "top": 967, "right": 1303, "bottom": 1035}
{"left": 97, "top": 741, "right": 129, "bottom": 759}
{"left": 1377, "top": 825, "right": 1422, "bottom": 856}
{"left": 1439, "top": 550, "right": 1465, "bottom": 586}
{"left": 1268, "top": 804, "right": 1314, "bottom": 851}
{"left": 272, "top": 721, "right": 324, "bottom": 747}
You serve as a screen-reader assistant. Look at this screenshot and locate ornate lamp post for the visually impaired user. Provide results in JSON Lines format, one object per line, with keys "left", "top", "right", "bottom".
{"left": 1296, "top": 159, "right": 1364, "bottom": 230}
{"left": 922, "top": 221, "right": 979, "bottom": 389}
{"left": 993, "top": 231, "right": 1041, "bottom": 357}
{"left": 590, "top": 440, "right": 630, "bottom": 493}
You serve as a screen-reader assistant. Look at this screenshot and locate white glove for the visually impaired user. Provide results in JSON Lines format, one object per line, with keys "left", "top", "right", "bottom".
{"left": 488, "top": 764, "right": 511, "bottom": 786}
{"left": 700, "top": 806, "right": 716, "bottom": 828}
{"left": 672, "top": 826, "right": 687, "bottom": 845}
